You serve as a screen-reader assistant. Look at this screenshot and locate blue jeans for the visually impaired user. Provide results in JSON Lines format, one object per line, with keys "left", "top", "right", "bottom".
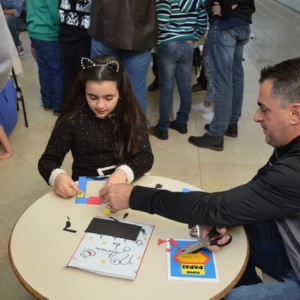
{"left": 207, "top": 22, "right": 250, "bottom": 136}
{"left": 5, "top": 15, "right": 27, "bottom": 47}
{"left": 226, "top": 272, "right": 300, "bottom": 300}
{"left": 31, "top": 38, "right": 63, "bottom": 112}
{"left": 157, "top": 40, "right": 194, "bottom": 130}
{"left": 225, "top": 221, "right": 300, "bottom": 300}
{"left": 91, "top": 39, "right": 151, "bottom": 112}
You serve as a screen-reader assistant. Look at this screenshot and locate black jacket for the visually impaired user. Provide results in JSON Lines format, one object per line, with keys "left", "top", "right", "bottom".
{"left": 130, "top": 136, "right": 300, "bottom": 280}
{"left": 206, "top": 0, "right": 255, "bottom": 23}
{"left": 88, "top": 0, "right": 158, "bottom": 51}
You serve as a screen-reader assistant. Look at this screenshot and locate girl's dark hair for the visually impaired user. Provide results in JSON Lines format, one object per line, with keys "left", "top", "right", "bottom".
{"left": 55, "top": 55, "right": 149, "bottom": 163}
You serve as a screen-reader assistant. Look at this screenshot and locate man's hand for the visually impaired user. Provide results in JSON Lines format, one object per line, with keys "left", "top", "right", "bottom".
{"left": 54, "top": 173, "right": 82, "bottom": 199}
{"left": 100, "top": 183, "right": 133, "bottom": 213}
{"left": 200, "top": 225, "right": 231, "bottom": 252}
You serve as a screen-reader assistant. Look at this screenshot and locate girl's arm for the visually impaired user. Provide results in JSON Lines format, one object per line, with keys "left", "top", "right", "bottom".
{"left": 38, "top": 121, "right": 73, "bottom": 184}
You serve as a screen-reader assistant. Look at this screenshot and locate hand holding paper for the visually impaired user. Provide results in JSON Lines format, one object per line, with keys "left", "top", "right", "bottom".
{"left": 100, "top": 183, "right": 133, "bottom": 213}
{"left": 54, "top": 173, "right": 82, "bottom": 199}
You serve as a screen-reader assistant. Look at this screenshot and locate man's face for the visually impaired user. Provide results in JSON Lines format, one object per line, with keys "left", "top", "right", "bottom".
{"left": 254, "top": 80, "right": 292, "bottom": 148}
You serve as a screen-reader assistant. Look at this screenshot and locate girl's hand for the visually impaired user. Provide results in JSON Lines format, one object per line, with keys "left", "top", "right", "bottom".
{"left": 105, "top": 169, "right": 128, "bottom": 187}
{"left": 54, "top": 173, "right": 82, "bottom": 198}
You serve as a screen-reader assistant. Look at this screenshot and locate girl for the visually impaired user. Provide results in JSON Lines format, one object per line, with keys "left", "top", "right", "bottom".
{"left": 38, "top": 55, "right": 154, "bottom": 198}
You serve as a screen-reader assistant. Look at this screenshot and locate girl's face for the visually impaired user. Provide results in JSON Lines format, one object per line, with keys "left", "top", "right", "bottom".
{"left": 85, "top": 80, "right": 120, "bottom": 118}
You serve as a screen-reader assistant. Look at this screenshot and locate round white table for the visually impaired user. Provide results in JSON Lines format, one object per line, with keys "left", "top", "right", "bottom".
{"left": 9, "top": 176, "right": 248, "bottom": 300}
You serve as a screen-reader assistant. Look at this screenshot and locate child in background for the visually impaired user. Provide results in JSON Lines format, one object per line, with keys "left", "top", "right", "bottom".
{"left": 38, "top": 55, "right": 154, "bottom": 199}
{"left": 26, "top": 0, "right": 63, "bottom": 115}
{"left": 0, "top": 79, "right": 18, "bottom": 160}
{"left": 59, "top": 0, "right": 92, "bottom": 104}
{"left": 1, "top": 0, "right": 27, "bottom": 55}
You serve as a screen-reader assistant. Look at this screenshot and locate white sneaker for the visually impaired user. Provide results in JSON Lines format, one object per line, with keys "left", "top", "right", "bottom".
{"left": 192, "top": 102, "right": 213, "bottom": 113}
{"left": 202, "top": 111, "right": 214, "bottom": 121}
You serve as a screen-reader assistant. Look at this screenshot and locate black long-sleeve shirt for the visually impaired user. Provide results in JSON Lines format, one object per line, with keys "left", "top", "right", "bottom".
{"left": 130, "top": 136, "right": 300, "bottom": 225}
{"left": 38, "top": 105, "right": 153, "bottom": 183}
{"left": 130, "top": 136, "right": 300, "bottom": 280}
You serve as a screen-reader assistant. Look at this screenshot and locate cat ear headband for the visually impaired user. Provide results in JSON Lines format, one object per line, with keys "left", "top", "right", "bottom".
{"left": 80, "top": 57, "right": 120, "bottom": 72}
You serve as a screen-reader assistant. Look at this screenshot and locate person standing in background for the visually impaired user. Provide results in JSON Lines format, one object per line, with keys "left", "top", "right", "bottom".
{"left": 0, "top": 3, "right": 14, "bottom": 90}
{"left": 0, "top": 6, "right": 17, "bottom": 160}
{"left": 151, "top": 0, "right": 207, "bottom": 140}
{"left": 59, "top": 0, "right": 92, "bottom": 104}
{"left": 189, "top": 0, "right": 255, "bottom": 151}
{"left": 0, "top": 79, "right": 18, "bottom": 160}
{"left": 1, "top": 0, "right": 27, "bottom": 55}
{"left": 26, "top": 0, "right": 63, "bottom": 116}
{"left": 88, "top": 0, "right": 158, "bottom": 112}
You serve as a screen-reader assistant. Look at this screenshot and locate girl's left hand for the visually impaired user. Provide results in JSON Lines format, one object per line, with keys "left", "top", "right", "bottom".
{"left": 105, "top": 169, "right": 128, "bottom": 187}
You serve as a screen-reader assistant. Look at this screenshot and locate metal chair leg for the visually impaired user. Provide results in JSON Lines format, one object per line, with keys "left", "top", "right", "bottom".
{"left": 12, "top": 67, "right": 28, "bottom": 127}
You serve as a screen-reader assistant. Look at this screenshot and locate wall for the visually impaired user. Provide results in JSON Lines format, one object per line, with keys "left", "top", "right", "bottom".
{"left": 245, "top": 0, "right": 300, "bottom": 72}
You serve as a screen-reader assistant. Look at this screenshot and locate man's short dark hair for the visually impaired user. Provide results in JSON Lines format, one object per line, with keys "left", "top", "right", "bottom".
{"left": 259, "top": 57, "right": 300, "bottom": 108}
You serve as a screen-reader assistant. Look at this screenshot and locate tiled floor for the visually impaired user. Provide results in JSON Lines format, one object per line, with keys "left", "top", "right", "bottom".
{"left": 0, "top": 32, "right": 272, "bottom": 299}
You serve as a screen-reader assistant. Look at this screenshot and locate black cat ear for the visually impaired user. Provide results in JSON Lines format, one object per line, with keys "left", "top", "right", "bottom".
{"left": 105, "top": 60, "right": 120, "bottom": 72}
{"left": 81, "top": 57, "right": 95, "bottom": 69}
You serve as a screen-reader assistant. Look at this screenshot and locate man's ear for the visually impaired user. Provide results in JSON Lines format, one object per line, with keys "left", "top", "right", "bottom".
{"left": 290, "top": 103, "right": 300, "bottom": 124}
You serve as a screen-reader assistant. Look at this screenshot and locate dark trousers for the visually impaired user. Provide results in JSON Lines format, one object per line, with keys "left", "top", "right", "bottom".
{"left": 237, "top": 220, "right": 293, "bottom": 286}
{"left": 60, "top": 40, "right": 91, "bottom": 104}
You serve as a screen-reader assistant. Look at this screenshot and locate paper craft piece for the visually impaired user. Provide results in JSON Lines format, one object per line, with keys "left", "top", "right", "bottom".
{"left": 68, "top": 217, "right": 154, "bottom": 280}
{"left": 181, "top": 187, "right": 192, "bottom": 192}
{"left": 167, "top": 239, "right": 218, "bottom": 281}
{"left": 63, "top": 217, "right": 77, "bottom": 233}
{"left": 158, "top": 238, "right": 166, "bottom": 245}
{"left": 168, "top": 238, "right": 179, "bottom": 248}
{"left": 103, "top": 206, "right": 111, "bottom": 216}
{"left": 75, "top": 176, "right": 108, "bottom": 204}
{"left": 85, "top": 217, "right": 142, "bottom": 241}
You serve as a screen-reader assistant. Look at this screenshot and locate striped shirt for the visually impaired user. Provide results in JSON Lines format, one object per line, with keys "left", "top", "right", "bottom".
{"left": 156, "top": 0, "right": 207, "bottom": 45}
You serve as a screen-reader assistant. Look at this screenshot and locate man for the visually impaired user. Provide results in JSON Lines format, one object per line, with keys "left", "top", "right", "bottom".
{"left": 100, "top": 57, "right": 300, "bottom": 299}
{"left": 188, "top": 0, "right": 255, "bottom": 151}
{"left": 88, "top": 0, "right": 157, "bottom": 112}
{"left": 1, "top": 0, "right": 27, "bottom": 55}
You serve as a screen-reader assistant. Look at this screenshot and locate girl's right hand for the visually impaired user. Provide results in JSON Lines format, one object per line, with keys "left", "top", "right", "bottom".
{"left": 54, "top": 173, "right": 82, "bottom": 199}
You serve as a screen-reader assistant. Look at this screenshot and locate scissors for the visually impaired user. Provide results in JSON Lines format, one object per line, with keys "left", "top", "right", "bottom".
{"left": 177, "top": 227, "right": 232, "bottom": 257}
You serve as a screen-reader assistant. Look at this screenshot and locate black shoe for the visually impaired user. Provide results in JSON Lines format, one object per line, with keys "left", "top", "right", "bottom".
{"left": 43, "top": 105, "right": 52, "bottom": 111}
{"left": 191, "top": 83, "right": 206, "bottom": 93}
{"left": 169, "top": 120, "right": 187, "bottom": 134}
{"left": 148, "top": 80, "right": 160, "bottom": 91}
{"left": 205, "top": 123, "right": 238, "bottom": 137}
{"left": 151, "top": 124, "right": 168, "bottom": 140}
{"left": 188, "top": 133, "right": 224, "bottom": 151}
{"left": 53, "top": 110, "right": 61, "bottom": 116}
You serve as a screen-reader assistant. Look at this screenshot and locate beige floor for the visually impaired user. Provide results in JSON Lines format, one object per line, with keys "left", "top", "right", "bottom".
{"left": 0, "top": 32, "right": 272, "bottom": 299}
